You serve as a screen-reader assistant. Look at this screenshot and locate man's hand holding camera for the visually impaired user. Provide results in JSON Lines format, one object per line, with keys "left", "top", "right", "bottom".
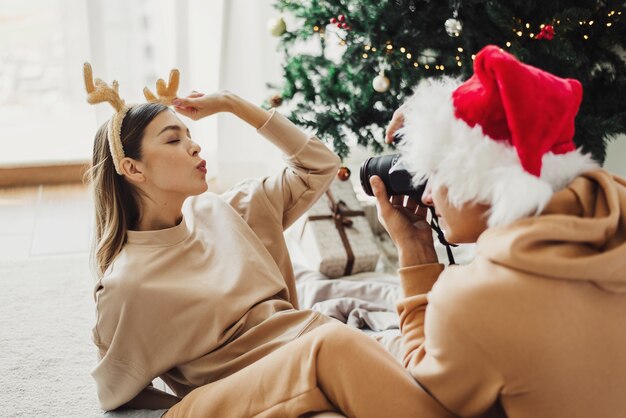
{"left": 385, "top": 107, "right": 406, "bottom": 145}
{"left": 360, "top": 107, "right": 439, "bottom": 268}
{"left": 369, "top": 175, "right": 438, "bottom": 268}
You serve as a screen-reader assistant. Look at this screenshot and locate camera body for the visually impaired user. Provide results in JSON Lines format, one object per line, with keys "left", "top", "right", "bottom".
{"left": 359, "top": 153, "right": 426, "bottom": 203}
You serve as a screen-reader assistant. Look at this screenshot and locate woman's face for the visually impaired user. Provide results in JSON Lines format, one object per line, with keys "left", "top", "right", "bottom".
{"left": 421, "top": 180, "right": 490, "bottom": 244}
{"left": 135, "top": 110, "right": 208, "bottom": 197}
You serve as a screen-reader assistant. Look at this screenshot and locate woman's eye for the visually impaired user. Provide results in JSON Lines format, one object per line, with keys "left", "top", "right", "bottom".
{"left": 168, "top": 139, "right": 180, "bottom": 144}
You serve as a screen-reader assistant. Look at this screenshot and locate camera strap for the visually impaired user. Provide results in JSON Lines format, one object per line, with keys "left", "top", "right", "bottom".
{"left": 428, "top": 207, "right": 457, "bottom": 265}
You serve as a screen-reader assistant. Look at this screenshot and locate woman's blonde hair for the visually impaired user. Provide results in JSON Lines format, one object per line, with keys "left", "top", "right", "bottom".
{"left": 85, "top": 103, "right": 169, "bottom": 278}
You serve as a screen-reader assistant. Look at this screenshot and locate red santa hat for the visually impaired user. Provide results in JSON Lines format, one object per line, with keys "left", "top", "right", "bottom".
{"left": 398, "top": 45, "right": 598, "bottom": 227}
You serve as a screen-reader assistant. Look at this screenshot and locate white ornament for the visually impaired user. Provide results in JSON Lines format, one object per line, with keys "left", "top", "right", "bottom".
{"left": 372, "top": 71, "right": 390, "bottom": 93}
{"left": 445, "top": 17, "right": 463, "bottom": 37}
{"left": 268, "top": 16, "right": 287, "bottom": 37}
{"left": 418, "top": 48, "right": 438, "bottom": 65}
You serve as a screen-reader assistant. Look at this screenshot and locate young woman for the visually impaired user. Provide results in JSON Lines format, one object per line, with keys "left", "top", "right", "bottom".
{"left": 369, "top": 45, "right": 626, "bottom": 417}
{"left": 85, "top": 65, "right": 450, "bottom": 418}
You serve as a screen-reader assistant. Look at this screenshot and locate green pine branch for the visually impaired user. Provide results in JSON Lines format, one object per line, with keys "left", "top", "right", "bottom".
{"left": 270, "top": 0, "right": 626, "bottom": 164}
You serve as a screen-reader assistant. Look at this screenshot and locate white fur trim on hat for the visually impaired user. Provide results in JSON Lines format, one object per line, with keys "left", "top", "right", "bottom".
{"left": 397, "top": 77, "right": 598, "bottom": 227}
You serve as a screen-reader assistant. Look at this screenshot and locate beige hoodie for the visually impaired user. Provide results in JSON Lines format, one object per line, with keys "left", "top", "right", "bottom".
{"left": 91, "top": 111, "right": 341, "bottom": 410}
{"left": 397, "top": 170, "right": 626, "bottom": 418}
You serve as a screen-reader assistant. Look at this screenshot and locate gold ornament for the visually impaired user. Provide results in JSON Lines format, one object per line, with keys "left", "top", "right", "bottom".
{"left": 337, "top": 166, "right": 351, "bottom": 181}
{"left": 269, "top": 94, "right": 283, "bottom": 108}
{"left": 268, "top": 16, "right": 287, "bottom": 37}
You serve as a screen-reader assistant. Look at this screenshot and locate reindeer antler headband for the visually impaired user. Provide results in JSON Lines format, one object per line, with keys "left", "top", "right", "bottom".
{"left": 83, "top": 62, "right": 180, "bottom": 175}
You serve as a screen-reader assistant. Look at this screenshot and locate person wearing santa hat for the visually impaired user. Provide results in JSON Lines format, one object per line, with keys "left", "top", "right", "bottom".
{"left": 369, "top": 45, "right": 626, "bottom": 417}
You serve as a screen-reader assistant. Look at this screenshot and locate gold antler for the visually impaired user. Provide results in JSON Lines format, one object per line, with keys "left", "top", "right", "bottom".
{"left": 83, "top": 62, "right": 130, "bottom": 175}
{"left": 143, "top": 69, "right": 180, "bottom": 105}
{"left": 83, "top": 62, "right": 126, "bottom": 112}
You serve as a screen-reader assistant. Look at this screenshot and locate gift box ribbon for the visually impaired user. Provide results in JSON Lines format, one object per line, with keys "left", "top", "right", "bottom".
{"left": 304, "top": 189, "right": 365, "bottom": 276}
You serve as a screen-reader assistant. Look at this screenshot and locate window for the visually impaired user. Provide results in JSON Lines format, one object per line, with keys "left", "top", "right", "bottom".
{"left": 0, "top": 0, "right": 222, "bottom": 168}
{"left": 0, "top": 0, "right": 93, "bottom": 165}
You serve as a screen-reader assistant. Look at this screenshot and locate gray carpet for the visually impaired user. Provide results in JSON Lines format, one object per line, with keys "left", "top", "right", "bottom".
{"left": 0, "top": 254, "right": 345, "bottom": 418}
{"left": 0, "top": 251, "right": 415, "bottom": 417}
{"left": 0, "top": 254, "right": 167, "bottom": 418}
{"left": 0, "top": 254, "right": 103, "bottom": 417}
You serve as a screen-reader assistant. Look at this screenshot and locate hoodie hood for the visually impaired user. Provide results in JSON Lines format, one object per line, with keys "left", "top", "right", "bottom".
{"left": 477, "top": 169, "right": 626, "bottom": 293}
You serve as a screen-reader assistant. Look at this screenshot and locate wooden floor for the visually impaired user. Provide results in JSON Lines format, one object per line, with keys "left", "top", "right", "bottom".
{"left": 0, "top": 179, "right": 221, "bottom": 262}
{"left": 0, "top": 183, "right": 92, "bottom": 261}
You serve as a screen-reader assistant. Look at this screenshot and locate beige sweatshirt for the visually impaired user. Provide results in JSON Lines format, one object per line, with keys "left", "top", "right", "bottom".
{"left": 397, "top": 170, "right": 626, "bottom": 418}
{"left": 91, "top": 110, "right": 341, "bottom": 411}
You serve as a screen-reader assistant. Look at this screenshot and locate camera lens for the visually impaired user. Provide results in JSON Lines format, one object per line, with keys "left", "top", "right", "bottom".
{"left": 359, "top": 153, "right": 426, "bottom": 202}
{"left": 360, "top": 154, "right": 397, "bottom": 197}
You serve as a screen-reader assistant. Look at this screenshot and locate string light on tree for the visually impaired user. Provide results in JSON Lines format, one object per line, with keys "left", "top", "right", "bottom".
{"left": 271, "top": 0, "right": 626, "bottom": 162}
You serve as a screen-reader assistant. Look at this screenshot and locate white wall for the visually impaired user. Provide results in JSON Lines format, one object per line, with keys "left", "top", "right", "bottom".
{"left": 216, "top": 0, "right": 284, "bottom": 189}
{"left": 91, "top": 0, "right": 225, "bottom": 181}
{"left": 603, "top": 133, "right": 626, "bottom": 178}
{"left": 178, "top": 0, "right": 224, "bottom": 181}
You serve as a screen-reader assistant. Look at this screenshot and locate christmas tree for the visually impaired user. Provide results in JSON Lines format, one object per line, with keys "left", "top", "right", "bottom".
{"left": 267, "top": 0, "right": 626, "bottom": 164}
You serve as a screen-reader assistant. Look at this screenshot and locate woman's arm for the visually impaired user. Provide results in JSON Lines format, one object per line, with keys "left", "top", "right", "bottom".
{"left": 172, "top": 91, "right": 270, "bottom": 129}
{"left": 174, "top": 90, "right": 340, "bottom": 230}
{"left": 222, "top": 93, "right": 271, "bottom": 129}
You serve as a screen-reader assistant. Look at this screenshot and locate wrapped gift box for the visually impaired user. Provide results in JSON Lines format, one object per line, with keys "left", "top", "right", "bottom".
{"left": 297, "top": 179, "right": 380, "bottom": 278}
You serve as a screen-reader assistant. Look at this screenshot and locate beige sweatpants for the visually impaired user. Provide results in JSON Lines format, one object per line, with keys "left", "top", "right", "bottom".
{"left": 163, "top": 322, "right": 452, "bottom": 418}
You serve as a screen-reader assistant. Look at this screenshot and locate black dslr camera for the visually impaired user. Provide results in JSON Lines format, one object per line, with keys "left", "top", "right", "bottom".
{"left": 359, "top": 153, "right": 457, "bottom": 264}
{"left": 359, "top": 153, "right": 426, "bottom": 203}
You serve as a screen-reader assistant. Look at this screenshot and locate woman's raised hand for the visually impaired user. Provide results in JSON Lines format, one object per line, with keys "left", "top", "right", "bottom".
{"left": 175, "top": 92, "right": 270, "bottom": 129}
{"left": 172, "top": 91, "right": 231, "bottom": 121}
